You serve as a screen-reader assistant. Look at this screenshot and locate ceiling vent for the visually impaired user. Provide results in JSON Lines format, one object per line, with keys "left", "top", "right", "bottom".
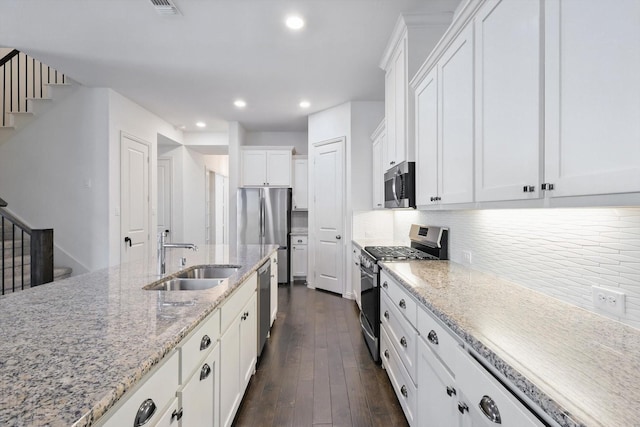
{"left": 149, "top": 0, "right": 181, "bottom": 16}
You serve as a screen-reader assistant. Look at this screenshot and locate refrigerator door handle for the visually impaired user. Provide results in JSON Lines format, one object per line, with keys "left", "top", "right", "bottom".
{"left": 260, "top": 189, "right": 265, "bottom": 242}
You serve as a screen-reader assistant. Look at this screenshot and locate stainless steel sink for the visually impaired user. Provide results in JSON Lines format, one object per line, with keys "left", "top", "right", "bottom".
{"left": 176, "top": 265, "right": 241, "bottom": 279}
{"left": 145, "top": 278, "right": 225, "bottom": 291}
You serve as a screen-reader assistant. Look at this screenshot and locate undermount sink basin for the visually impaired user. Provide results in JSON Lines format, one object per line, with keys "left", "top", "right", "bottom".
{"left": 176, "top": 265, "right": 241, "bottom": 279}
{"left": 145, "top": 278, "right": 225, "bottom": 291}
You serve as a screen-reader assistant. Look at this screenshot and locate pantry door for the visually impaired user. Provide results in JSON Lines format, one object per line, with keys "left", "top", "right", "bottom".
{"left": 121, "top": 133, "right": 150, "bottom": 264}
{"left": 312, "top": 138, "right": 344, "bottom": 295}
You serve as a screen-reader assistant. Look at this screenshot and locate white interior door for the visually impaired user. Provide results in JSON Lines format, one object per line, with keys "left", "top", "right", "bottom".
{"left": 121, "top": 133, "right": 150, "bottom": 264}
{"left": 157, "top": 157, "right": 172, "bottom": 241}
{"left": 214, "top": 173, "right": 227, "bottom": 244}
{"left": 312, "top": 138, "right": 344, "bottom": 295}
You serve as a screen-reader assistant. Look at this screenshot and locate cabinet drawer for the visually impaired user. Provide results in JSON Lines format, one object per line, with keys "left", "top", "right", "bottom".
{"left": 291, "top": 235, "right": 307, "bottom": 245}
{"left": 381, "top": 291, "right": 417, "bottom": 383}
{"left": 380, "top": 270, "right": 417, "bottom": 326}
{"left": 417, "top": 305, "right": 461, "bottom": 377}
{"left": 181, "top": 309, "right": 220, "bottom": 382}
{"left": 381, "top": 326, "right": 417, "bottom": 426}
{"left": 100, "top": 351, "right": 179, "bottom": 427}
{"left": 221, "top": 272, "right": 257, "bottom": 333}
{"left": 456, "top": 349, "right": 544, "bottom": 427}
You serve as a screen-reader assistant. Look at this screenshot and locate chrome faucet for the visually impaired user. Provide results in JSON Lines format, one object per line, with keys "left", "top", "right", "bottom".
{"left": 158, "top": 231, "right": 198, "bottom": 275}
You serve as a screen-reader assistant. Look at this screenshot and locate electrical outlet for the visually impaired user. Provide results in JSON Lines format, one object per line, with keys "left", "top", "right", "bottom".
{"left": 592, "top": 286, "right": 626, "bottom": 316}
{"left": 462, "top": 251, "right": 472, "bottom": 264}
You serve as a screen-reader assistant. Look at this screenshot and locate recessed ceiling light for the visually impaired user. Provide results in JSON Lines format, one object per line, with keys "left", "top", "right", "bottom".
{"left": 299, "top": 100, "right": 311, "bottom": 108}
{"left": 234, "top": 99, "right": 247, "bottom": 108}
{"left": 196, "top": 121, "right": 206, "bottom": 128}
{"left": 285, "top": 15, "right": 305, "bottom": 30}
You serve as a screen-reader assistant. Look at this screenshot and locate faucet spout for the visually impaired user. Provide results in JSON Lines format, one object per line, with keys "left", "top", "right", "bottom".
{"left": 158, "top": 231, "right": 198, "bottom": 275}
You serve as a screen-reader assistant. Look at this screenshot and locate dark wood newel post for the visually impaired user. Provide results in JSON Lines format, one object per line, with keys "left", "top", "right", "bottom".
{"left": 30, "top": 229, "right": 53, "bottom": 286}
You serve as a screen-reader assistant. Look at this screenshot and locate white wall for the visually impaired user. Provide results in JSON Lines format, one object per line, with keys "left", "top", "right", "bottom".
{"left": 0, "top": 86, "right": 109, "bottom": 274}
{"left": 245, "top": 131, "right": 308, "bottom": 154}
{"left": 350, "top": 102, "right": 384, "bottom": 212}
{"left": 390, "top": 207, "right": 640, "bottom": 329}
{"left": 107, "top": 89, "right": 183, "bottom": 266}
{"left": 228, "top": 122, "right": 245, "bottom": 249}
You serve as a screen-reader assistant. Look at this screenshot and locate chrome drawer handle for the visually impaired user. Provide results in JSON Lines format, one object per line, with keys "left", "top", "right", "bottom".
{"left": 382, "top": 281, "right": 388, "bottom": 289}
{"left": 200, "top": 335, "right": 211, "bottom": 350}
{"left": 399, "top": 299, "right": 406, "bottom": 309}
{"left": 479, "top": 395, "right": 502, "bottom": 424}
{"left": 458, "top": 402, "right": 469, "bottom": 414}
{"left": 400, "top": 336, "right": 407, "bottom": 347}
{"left": 427, "top": 330, "right": 439, "bottom": 345}
{"left": 200, "top": 363, "right": 212, "bottom": 381}
{"left": 401, "top": 385, "right": 408, "bottom": 397}
{"left": 134, "top": 398, "right": 156, "bottom": 427}
{"left": 446, "top": 386, "right": 456, "bottom": 397}
{"left": 384, "top": 310, "right": 389, "bottom": 320}
{"left": 384, "top": 349, "right": 389, "bottom": 359}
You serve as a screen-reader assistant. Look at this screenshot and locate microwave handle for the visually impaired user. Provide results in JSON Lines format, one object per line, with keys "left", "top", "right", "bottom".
{"left": 391, "top": 170, "right": 400, "bottom": 207}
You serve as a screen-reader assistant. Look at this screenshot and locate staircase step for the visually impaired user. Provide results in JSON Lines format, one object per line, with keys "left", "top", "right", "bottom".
{"left": 0, "top": 126, "right": 17, "bottom": 144}
{"left": 5, "top": 111, "right": 35, "bottom": 128}
{"left": 2, "top": 238, "right": 30, "bottom": 250}
{"left": 54, "top": 266, "right": 72, "bottom": 281}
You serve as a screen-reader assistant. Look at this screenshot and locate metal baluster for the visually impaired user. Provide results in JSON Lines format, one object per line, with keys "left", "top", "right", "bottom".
{"left": 1, "top": 216, "right": 5, "bottom": 295}
{"left": 11, "top": 223, "right": 15, "bottom": 292}
{"left": 2, "top": 65, "right": 6, "bottom": 126}
{"left": 20, "top": 228, "right": 24, "bottom": 290}
{"left": 40, "top": 62, "right": 43, "bottom": 97}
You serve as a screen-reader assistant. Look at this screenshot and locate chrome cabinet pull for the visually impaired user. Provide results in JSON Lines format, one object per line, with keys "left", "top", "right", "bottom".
{"left": 401, "top": 385, "right": 408, "bottom": 397}
{"left": 458, "top": 402, "right": 469, "bottom": 414}
{"left": 399, "top": 299, "right": 406, "bottom": 309}
{"left": 200, "top": 334, "right": 212, "bottom": 351}
{"left": 384, "top": 310, "right": 389, "bottom": 320}
{"left": 382, "top": 281, "right": 388, "bottom": 289}
{"left": 134, "top": 398, "right": 156, "bottom": 426}
{"left": 446, "top": 386, "right": 456, "bottom": 397}
{"left": 384, "top": 349, "right": 389, "bottom": 359}
{"left": 171, "top": 407, "right": 183, "bottom": 422}
{"left": 427, "top": 330, "right": 439, "bottom": 345}
{"left": 200, "top": 363, "right": 212, "bottom": 381}
{"left": 400, "top": 336, "right": 407, "bottom": 347}
{"left": 479, "top": 395, "right": 502, "bottom": 424}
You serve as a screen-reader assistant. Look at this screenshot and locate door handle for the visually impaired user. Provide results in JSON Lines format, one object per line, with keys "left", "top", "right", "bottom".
{"left": 124, "top": 237, "right": 132, "bottom": 247}
{"left": 336, "top": 235, "right": 341, "bottom": 240}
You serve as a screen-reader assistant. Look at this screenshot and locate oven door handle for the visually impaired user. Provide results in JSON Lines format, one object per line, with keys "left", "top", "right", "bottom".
{"left": 360, "top": 268, "right": 376, "bottom": 282}
{"left": 360, "top": 311, "right": 377, "bottom": 342}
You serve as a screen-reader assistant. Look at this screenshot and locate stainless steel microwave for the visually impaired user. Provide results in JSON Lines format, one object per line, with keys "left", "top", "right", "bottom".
{"left": 384, "top": 161, "right": 416, "bottom": 208}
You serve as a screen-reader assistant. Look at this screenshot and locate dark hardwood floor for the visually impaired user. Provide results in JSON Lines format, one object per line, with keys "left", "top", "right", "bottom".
{"left": 234, "top": 282, "right": 408, "bottom": 427}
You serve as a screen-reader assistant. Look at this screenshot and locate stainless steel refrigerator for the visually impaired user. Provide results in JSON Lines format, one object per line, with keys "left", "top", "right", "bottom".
{"left": 237, "top": 187, "right": 291, "bottom": 284}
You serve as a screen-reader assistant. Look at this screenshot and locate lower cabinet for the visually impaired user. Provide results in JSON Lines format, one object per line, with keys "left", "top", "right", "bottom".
{"left": 270, "top": 253, "right": 278, "bottom": 326}
{"left": 177, "top": 343, "right": 220, "bottom": 427}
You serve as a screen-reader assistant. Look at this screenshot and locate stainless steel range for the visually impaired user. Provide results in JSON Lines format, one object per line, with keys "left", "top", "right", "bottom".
{"left": 359, "top": 224, "right": 449, "bottom": 363}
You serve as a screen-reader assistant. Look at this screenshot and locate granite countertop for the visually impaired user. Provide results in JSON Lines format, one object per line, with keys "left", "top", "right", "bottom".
{"left": 381, "top": 260, "right": 640, "bottom": 427}
{"left": 0, "top": 244, "right": 278, "bottom": 427}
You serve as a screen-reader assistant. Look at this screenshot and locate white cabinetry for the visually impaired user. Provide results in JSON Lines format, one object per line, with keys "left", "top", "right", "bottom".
{"left": 220, "top": 273, "right": 258, "bottom": 427}
{"left": 380, "top": 14, "right": 452, "bottom": 172}
{"left": 292, "top": 156, "right": 308, "bottom": 210}
{"left": 371, "top": 120, "right": 385, "bottom": 209}
{"left": 177, "top": 343, "right": 219, "bottom": 427}
{"left": 270, "top": 253, "right": 278, "bottom": 326}
{"left": 241, "top": 148, "right": 292, "bottom": 187}
{"left": 415, "top": 67, "right": 439, "bottom": 206}
{"left": 475, "top": 0, "right": 542, "bottom": 202}
{"left": 544, "top": 0, "right": 640, "bottom": 198}
{"left": 351, "top": 244, "right": 361, "bottom": 308}
{"left": 291, "top": 234, "right": 307, "bottom": 279}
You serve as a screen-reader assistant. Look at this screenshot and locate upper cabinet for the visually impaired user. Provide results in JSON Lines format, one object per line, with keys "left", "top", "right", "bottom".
{"left": 380, "top": 13, "right": 454, "bottom": 172}
{"left": 544, "top": 0, "right": 640, "bottom": 198}
{"left": 474, "top": 0, "right": 542, "bottom": 202}
{"left": 371, "top": 120, "right": 386, "bottom": 209}
{"left": 240, "top": 147, "right": 292, "bottom": 187}
{"left": 292, "top": 156, "right": 308, "bottom": 210}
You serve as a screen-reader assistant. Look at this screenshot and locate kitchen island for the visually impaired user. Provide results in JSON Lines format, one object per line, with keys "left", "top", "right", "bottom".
{"left": 0, "top": 244, "right": 278, "bottom": 427}
{"left": 379, "top": 259, "right": 640, "bottom": 427}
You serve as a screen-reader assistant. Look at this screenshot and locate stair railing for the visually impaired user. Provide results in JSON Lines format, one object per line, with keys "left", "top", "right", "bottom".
{"left": 0, "top": 200, "right": 53, "bottom": 295}
{"left": 1, "top": 48, "right": 66, "bottom": 127}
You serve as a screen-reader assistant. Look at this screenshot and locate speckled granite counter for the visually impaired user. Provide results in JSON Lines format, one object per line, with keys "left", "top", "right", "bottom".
{"left": 381, "top": 260, "right": 640, "bottom": 427}
{"left": 0, "top": 244, "right": 278, "bottom": 427}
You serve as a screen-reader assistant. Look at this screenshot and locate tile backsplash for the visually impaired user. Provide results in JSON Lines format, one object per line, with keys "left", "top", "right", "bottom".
{"left": 392, "top": 208, "right": 640, "bottom": 329}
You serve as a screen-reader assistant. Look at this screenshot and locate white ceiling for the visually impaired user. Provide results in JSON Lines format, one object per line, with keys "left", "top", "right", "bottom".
{"left": 0, "top": 0, "right": 461, "bottom": 133}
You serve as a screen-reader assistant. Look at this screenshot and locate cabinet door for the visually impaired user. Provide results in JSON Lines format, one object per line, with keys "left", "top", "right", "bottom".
{"left": 177, "top": 344, "right": 219, "bottom": 427}
{"left": 545, "top": 0, "right": 640, "bottom": 197}
{"left": 241, "top": 150, "right": 267, "bottom": 186}
{"left": 154, "top": 397, "right": 180, "bottom": 427}
{"left": 438, "top": 26, "right": 475, "bottom": 204}
{"left": 266, "top": 151, "right": 292, "bottom": 186}
{"left": 372, "top": 134, "right": 384, "bottom": 209}
{"left": 393, "top": 36, "right": 408, "bottom": 166}
{"left": 415, "top": 67, "right": 439, "bottom": 206}
{"left": 293, "top": 158, "right": 308, "bottom": 210}
{"left": 270, "top": 254, "right": 278, "bottom": 326}
{"left": 351, "top": 245, "right": 361, "bottom": 308}
{"left": 239, "top": 293, "right": 257, "bottom": 389}
{"left": 385, "top": 63, "right": 397, "bottom": 171}
{"left": 417, "top": 338, "right": 460, "bottom": 427}
{"left": 475, "top": 0, "right": 542, "bottom": 202}
{"left": 291, "top": 244, "right": 307, "bottom": 277}
{"left": 220, "top": 316, "right": 241, "bottom": 427}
